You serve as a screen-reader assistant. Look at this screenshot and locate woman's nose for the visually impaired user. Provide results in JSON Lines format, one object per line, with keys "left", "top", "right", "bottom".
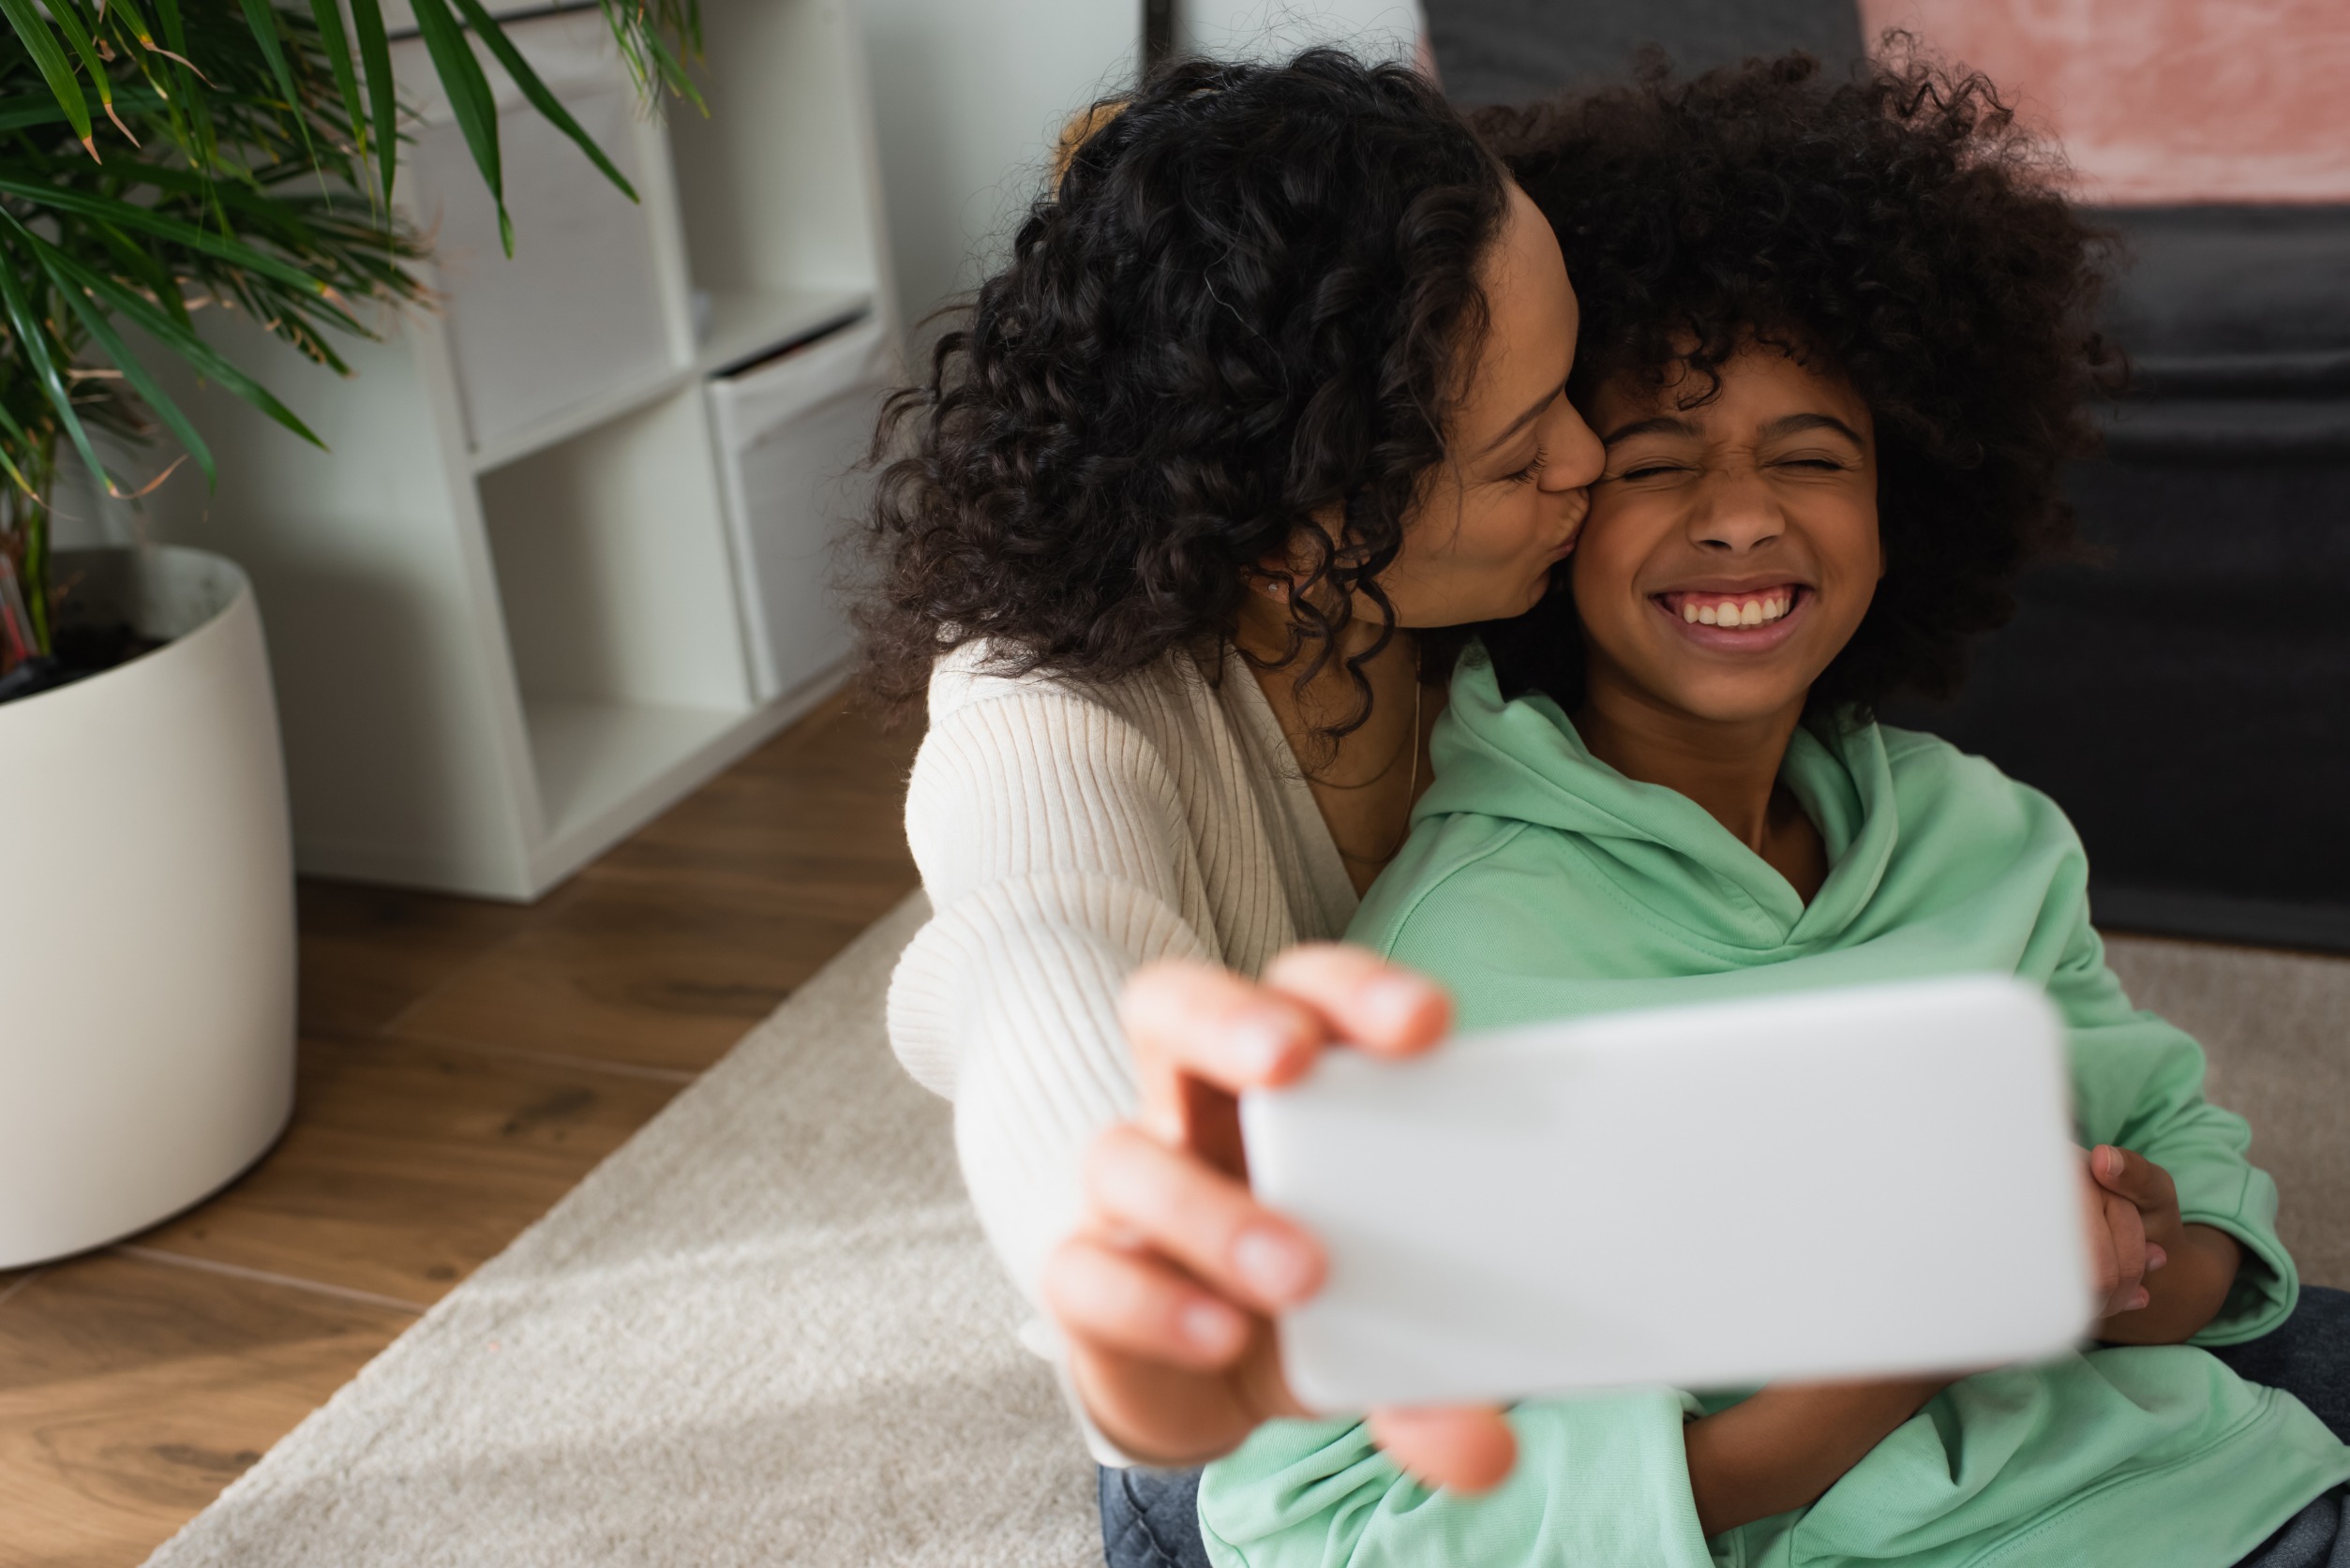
{"left": 1540, "top": 397, "right": 1607, "bottom": 491}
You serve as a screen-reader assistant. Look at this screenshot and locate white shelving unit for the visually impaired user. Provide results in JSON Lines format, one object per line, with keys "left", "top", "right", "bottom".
{"left": 147, "top": 0, "right": 900, "bottom": 901}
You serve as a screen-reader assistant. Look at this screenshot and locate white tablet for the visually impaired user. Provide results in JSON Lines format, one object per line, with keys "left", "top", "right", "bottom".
{"left": 1239, "top": 973, "right": 2092, "bottom": 1411}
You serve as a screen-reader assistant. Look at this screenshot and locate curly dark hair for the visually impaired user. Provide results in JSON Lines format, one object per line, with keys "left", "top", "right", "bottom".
{"left": 1471, "top": 48, "right": 2122, "bottom": 716}
{"left": 856, "top": 50, "right": 1507, "bottom": 728}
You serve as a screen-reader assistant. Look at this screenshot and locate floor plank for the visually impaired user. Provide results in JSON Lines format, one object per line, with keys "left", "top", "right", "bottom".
{"left": 388, "top": 876, "right": 906, "bottom": 1073}
{"left": 394, "top": 703, "right": 923, "bottom": 1072}
{"left": 127, "top": 1034, "right": 686, "bottom": 1307}
{"left": 585, "top": 699, "right": 922, "bottom": 895}
{"left": 293, "top": 884, "right": 534, "bottom": 1039}
{"left": 0, "top": 1253, "right": 413, "bottom": 1567}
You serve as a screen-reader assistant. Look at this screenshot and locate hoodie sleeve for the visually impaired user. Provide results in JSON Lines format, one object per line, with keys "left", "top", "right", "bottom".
{"left": 2045, "top": 907, "right": 2298, "bottom": 1345}
{"left": 1198, "top": 1396, "right": 1715, "bottom": 1568}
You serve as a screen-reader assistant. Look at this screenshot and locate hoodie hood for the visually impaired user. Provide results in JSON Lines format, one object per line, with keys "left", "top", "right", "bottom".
{"left": 1409, "top": 652, "right": 1898, "bottom": 954}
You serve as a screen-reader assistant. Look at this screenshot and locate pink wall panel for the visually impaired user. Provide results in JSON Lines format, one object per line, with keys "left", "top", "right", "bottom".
{"left": 1858, "top": 0, "right": 2350, "bottom": 204}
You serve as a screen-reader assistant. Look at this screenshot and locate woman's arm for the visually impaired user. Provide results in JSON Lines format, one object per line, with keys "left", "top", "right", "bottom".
{"left": 891, "top": 682, "right": 1217, "bottom": 1299}
{"left": 892, "top": 677, "right": 1513, "bottom": 1486}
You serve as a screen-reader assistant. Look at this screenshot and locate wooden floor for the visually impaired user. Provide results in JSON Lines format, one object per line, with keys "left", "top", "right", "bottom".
{"left": 0, "top": 696, "right": 924, "bottom": 1568}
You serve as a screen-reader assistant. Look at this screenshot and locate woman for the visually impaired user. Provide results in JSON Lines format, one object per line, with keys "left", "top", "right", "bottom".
{"left": 865, "top": 48, "right": 1584, "bottom": 1547}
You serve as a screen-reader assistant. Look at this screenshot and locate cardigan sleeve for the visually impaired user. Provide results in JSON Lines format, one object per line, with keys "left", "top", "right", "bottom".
{"left": 887, "top": 674, "right": 1220, "bottom": 1308}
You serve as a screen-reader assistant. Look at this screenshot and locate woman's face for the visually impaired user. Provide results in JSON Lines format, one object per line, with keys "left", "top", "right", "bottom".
{"left": 1374, "top": 185, "right": 1606, "bottom": 628}
{"left": 1572, "top": 344, "right": 1883, "bottom": 726}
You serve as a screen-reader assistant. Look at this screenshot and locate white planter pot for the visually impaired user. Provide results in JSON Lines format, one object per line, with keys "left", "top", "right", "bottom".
{"left": 0, "top": 545, "right": 295, "bottom": 1267}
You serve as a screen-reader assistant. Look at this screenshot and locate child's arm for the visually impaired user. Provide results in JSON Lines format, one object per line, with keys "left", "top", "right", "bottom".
{"left": 2054, "top": 919, "right": 2297, "bottom": 1345}
{"left": 1683, "top": 1376, "right": 1951, "bottom": 1536}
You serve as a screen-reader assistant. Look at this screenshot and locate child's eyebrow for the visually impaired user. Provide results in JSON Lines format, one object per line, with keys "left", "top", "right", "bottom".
{"left": 1758, "top": 411, "right": 1868, "bottom": 445}
{"left": 1599, "top": 413, "right": 1701, "bottom": 443}
{"left": 1597, "top": 411, "right": 1870, "bottom": 445}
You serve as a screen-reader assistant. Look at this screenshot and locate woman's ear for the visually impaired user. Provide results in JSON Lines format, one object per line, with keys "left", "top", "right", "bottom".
{"left": 1254, "top": 511, "right": 1335, "bottom": 602}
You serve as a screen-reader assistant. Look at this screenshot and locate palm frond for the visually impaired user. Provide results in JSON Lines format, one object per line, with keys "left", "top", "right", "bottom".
{"left": 0, "top": 0, "right": 704, "bottom": 653}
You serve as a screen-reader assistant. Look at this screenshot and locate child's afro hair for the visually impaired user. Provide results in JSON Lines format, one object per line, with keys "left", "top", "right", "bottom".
{"left": 1473, "top": 48, "right": 2124, "bottom": 716}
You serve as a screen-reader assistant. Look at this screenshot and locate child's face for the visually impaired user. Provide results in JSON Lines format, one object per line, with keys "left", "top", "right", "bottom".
{"left": 1571, "top": 345, "right": 1882, "bottom": 728}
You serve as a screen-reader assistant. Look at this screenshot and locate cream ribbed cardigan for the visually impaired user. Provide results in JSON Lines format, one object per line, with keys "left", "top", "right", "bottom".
{"left": 888, "top": 640, "right": 1359, "bottom": 1315}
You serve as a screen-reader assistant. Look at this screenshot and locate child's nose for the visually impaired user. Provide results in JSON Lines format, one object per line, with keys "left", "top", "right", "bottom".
{"left": 1689, "top": 469, "right": 1786, "bottom": 552}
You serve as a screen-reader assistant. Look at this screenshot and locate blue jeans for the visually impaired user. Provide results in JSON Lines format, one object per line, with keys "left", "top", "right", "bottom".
{"left": 1098, "top": 1287, "right": 2350, "bottom": 1568}
{"left": 1099, "top": 1463, "right": 1211, "bottom": 1568}
{"left": 2219, "top": 1286, "right": 2350, "bottom": 1568}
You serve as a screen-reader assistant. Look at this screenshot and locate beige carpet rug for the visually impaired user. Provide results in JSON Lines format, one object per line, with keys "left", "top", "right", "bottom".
{"left": 145, "top": 891, "right": 1100, "bottom": 1568}
{"left": 2103, "top": 933, "right": 2350, "bottom": 1290}
{"left": 140, "top": 906, "right": 2345, "bottom": 1566}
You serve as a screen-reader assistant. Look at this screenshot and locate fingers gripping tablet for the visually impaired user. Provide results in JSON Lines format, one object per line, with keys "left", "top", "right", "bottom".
{"left": 1239, "top": 974, "right": 2092, "bottom": 1411}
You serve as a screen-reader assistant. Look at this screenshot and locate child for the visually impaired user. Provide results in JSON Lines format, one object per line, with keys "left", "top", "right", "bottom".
{"left": 1195, "top": 53, "right": 2350, "bottom": 1568}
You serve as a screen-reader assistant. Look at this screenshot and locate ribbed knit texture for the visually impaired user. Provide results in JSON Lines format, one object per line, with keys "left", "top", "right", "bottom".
{"left": 888, "top": 641, "right": 1358, "bottom": 1312}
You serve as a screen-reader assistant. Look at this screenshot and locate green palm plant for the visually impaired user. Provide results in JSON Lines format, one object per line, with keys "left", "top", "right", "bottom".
{"left": 0, "top": 0, "right": 700, "bottom": 671}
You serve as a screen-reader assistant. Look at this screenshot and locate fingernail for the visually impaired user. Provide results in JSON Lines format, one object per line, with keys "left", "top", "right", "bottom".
{"left": 1366, "top": 975, "right": 1430, "bottom": 1037}
{"left": 1180, "top": 1301, "right": 1245, "bottom": 1353}
{"left": 2146, "top": 1246, "right": 2168, "bottom": 1272}
{"left": 2131, "top": 1289, "right": 2150, "bottom": 1310}
{"left": 1235, "top": 1226, "right": 1316, "bottom": 1304}
{"left": 2100, "top": 1146, "right": 2123, "bottom": 1179}
{"left": 1235, "top": 1016, "right": 1295, "bottom": 1077}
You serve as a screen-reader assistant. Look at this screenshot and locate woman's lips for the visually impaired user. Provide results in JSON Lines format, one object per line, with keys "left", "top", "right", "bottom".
{"left": 1651, "top": 584, "right": 1812, "bottom": 651}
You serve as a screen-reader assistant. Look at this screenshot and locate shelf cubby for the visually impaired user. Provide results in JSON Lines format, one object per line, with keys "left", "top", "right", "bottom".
{"left": 145, "top": 0, "right": 901, "bottom": 900}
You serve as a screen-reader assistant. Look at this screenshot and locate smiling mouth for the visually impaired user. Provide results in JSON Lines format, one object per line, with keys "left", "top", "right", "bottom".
{"left": 1655, "top": 585, "right": 1809, "bottom": 629}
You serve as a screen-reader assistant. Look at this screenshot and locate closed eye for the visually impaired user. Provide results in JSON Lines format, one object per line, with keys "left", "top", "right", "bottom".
{"left": 1501, "top": 447, "right": 1549, "bottom": 485}
{"left": 1611, "top": 460, "right": 1687, "bottom": 482}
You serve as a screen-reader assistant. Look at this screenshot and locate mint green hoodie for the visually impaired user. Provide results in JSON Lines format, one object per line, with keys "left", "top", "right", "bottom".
{"left": 1199, "top": 656, "right": 2350, "bottom": 1568}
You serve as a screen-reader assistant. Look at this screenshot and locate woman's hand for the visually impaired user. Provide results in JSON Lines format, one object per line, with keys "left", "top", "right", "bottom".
{"left": 2083, "top": 1143, "right": 2241, "bottom": 1345}
{"left": 1040, "top": 944, "right": 1519, "bottom": 1490}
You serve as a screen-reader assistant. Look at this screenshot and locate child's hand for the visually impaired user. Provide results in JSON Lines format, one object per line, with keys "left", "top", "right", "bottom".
{"left": 2079, "top": 1143, "right": 2168, "bottom": 1322}
{"left": 2081, "top": 1144, "right": 2241, "bottom": 1344}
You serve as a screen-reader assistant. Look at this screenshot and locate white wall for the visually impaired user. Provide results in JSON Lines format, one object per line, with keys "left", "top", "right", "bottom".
{"left": 858, "top": 0, "right": 1139, "bottom": 325}
{"left": 1177, "top": 0, "right": 1424, "bottom": 65}
{"left": 857, "top": 0, "right": 1430, "bottom": 328}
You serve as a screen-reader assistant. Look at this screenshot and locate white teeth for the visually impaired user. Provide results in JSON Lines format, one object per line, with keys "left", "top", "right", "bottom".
{"left": 1676, "top": 590, "right": 1799, "bottom": 628}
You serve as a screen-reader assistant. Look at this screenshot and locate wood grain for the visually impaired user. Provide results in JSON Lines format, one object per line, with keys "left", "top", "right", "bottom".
{"left": 0, "top": 694, "right": 923, "bottom": 1567}
{"left": 0, "top": 1253, "right": 414, "bottom": 1568}
{"left": 127, "top": 1034, "right": 686, "bottom": 1306}
{"left": 389, "top": 876, "right": 899, "bottom": 1072}
{"left": 396, "top": 699, "right": 923, "bottom": 1071}
{"left": 294, "top": 883, "right": 534, "bottom": 1038}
